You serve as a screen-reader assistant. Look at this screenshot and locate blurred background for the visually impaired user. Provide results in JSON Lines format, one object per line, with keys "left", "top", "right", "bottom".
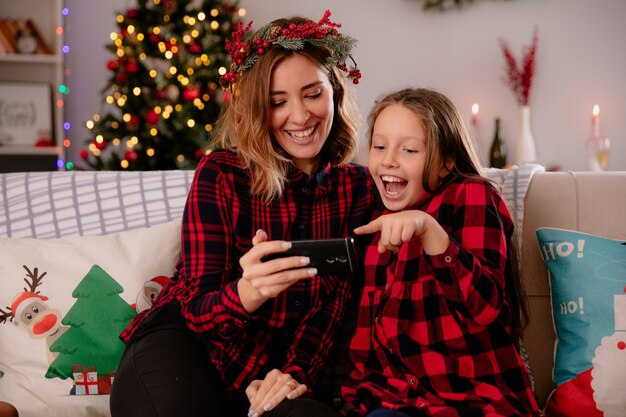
{"left": 61, "top": 0, "right": 625, "bottom": 171}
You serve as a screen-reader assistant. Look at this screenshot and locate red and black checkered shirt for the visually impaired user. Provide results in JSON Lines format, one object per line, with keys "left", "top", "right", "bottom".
{"left": 120, "top": 149, "right": 374, "bottom": 394}
{"left": 342, "top": 178, "right": 539, "bottom": 416}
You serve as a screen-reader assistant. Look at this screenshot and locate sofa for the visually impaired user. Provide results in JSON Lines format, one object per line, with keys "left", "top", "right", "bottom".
{"left": 0, "top": 166, "right": 625, "bottom": 417}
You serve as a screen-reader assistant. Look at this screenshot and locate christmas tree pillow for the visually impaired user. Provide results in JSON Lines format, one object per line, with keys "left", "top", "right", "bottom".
{"left": 0, "top": 220, "right": 181, "bottom": 417}
{"left": 536, "top": 228, "right": 626, "bottom": 417}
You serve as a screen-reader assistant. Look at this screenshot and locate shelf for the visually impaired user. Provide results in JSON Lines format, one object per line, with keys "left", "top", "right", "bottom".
{"left": 0, "top": 145, "right": 62, "bottom": 155}
{"left": 0, "top": 53, "right": 62, "bottom": 64}
{"left": 0, "top": 0, "right": 64, "bottom": 172}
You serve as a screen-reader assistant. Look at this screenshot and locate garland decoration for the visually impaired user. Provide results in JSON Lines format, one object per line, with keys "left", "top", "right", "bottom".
{"left": 421, "top": 0, "right": 475, "bottom": 11}
{"left": 420, "top": 0, "right": 514, "bottom": 12}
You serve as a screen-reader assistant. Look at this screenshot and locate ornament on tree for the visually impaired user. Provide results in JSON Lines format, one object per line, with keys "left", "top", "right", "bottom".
{"left": 164, "top": 40, "right": 177, "bottom": 55}
{"left": 106, "top": 60, "right": 119, "bottom": 71}
{"left": 81, "top": 0, "right": 241, "bottom": 170}
{"left": 162, "top": 0, "right": 177, "bottom": 15}
{"left": 183, "top": 85, "right": 200, "bottom": 102}
{"left": 125, "top": 59, "right": 139, "bottom": 74}
{"left": 187, "top": 42, "right": 202, "bottom": 55}
{"left": 149, "top": 33, "right": 160, "bottom": 44}
{"left": 93, "top": 138, "right": 107, "bottom": 150}
{"left": 195, "top": 147, "right": 208, "bottom": 160}
{"left": 115, "top": 71, "right": 127, "bottom": 83}
{"left": 127, "top": 114, "right": 140, "bottom": 131}
{"left": 124, "top": 150, "right": 139, "bottom": 162}
{"left": 145, "top": 109, "right": 160, "bottom": 125}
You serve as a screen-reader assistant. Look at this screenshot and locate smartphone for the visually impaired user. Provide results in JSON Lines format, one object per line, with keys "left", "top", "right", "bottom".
{"left": 264, "top": 237, "right": 356, "bottom": 275}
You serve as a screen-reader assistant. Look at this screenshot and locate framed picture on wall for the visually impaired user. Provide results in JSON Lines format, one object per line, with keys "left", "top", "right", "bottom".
{"left": 0, "top": 81, "right": 53, "bottom": 147}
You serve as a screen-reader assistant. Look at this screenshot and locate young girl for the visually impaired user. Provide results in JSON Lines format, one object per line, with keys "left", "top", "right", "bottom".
{"left": 110, "top": 11, "right": 374, "bottom": 417}
{"left": 342, "top": 88, "right": 539, "bottom": 417}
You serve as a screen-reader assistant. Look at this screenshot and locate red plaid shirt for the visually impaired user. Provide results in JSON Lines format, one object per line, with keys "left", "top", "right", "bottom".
{"left": 342, "top": 178, "right": 539, "bottom": 416}
{"left": 121, "top": 149, "right": 374, "bottom": 394}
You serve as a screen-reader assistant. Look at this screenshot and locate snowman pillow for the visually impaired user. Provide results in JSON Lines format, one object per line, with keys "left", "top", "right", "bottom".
{"left": 536, "top": 228, "right": 626, "bottom": 417}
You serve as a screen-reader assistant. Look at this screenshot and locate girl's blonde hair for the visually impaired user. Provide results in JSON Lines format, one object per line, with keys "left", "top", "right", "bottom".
{"left": 213, "top": 17, "right": 360, "bottom": 201}
{"left": 367, "top": 88, "right": 528, "bottom": 333}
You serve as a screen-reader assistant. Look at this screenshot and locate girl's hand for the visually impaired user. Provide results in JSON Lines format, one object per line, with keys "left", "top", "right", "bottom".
{"left": 237, "top": 230, "right": 317, "bottom": 313}
{"left": 354, "top": 210, "right": 449, "bottom": 255}
{"left": 245, "top": 369, "right": 307, "bottom": 417}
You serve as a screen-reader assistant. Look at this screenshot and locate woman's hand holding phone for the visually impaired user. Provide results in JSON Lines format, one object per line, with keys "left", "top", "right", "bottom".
{"left": 237, "top": 229, "right": 317, "bottom": 313}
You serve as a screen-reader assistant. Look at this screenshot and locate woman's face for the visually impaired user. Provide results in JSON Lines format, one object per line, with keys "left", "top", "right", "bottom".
{"left": 269, "top": 54, "right": 334, "bottom": 175}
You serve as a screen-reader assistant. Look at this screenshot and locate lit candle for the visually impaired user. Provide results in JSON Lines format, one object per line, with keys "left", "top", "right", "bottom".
{"left": 469, "top": 103, "right": 485, "bottom": 164}
{"left": 471, "top": 103, "right": 479, "bottom": 127}
{"left": 592, "top": 104, "right": 600, "bottom": 138}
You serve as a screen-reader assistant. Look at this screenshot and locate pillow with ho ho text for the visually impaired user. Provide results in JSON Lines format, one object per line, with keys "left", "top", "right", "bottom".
{"left": 536, "top": 228, "right": 626, "bottom": 417}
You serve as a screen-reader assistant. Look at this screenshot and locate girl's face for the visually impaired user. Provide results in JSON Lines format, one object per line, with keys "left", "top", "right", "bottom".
{"left": 269, "top": 54, "right": 335, "bottom": 175}
{"left": 368, "top": 104, "right": 441, "bottom": 211}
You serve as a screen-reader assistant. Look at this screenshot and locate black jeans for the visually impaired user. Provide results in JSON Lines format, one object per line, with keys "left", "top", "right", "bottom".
{"left": 110, "top": 302, "right": 341, "bottom": 417}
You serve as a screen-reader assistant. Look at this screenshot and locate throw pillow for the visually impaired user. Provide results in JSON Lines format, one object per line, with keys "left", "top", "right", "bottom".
{"left": 536, "top": 227, "right": 626, "bottom": 417}
{"left": 0, "top": 220, "right": 181, "bottom": 417}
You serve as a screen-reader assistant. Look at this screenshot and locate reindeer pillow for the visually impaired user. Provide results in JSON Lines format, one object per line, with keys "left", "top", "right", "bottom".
{"left": 0, "top": 220, "right": 181, "bottom": 417}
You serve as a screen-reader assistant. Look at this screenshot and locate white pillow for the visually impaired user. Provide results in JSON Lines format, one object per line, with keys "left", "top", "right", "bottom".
{"left": 0, "top": 220, "right": 181, "bottom": 417}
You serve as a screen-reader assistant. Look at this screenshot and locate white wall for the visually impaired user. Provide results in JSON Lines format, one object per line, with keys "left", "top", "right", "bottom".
{"left": 65, "top": 0, "right": 626, "bottom": 171}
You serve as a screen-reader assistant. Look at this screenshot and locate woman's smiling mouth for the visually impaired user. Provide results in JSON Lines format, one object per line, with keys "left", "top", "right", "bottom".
{"left": 285, "top": 124, "right": 317, "bottom": 142}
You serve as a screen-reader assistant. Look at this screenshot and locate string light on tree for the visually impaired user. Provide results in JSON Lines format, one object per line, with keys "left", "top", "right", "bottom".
{"left": 81, "top": 0, "right": 244, "bottom": 170}
{"left": 54, "top": 7, "right": 70, "bottom": 170}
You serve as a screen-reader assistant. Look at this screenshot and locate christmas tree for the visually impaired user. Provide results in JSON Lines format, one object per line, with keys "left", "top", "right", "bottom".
{"left": 45, "top": 265, "right": 137, "bottom": 381}
{"left": 80, "top": 0, "right": 242, "bottom": 170}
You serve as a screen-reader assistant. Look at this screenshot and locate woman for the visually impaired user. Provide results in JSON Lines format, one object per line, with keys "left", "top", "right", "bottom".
{"left": 110, "top": 11, "right": 374, "bottom": 417}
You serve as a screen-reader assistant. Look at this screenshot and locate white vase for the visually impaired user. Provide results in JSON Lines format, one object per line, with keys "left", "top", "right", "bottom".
{"left": 513, "top": 105, "right": 538, "bottom": 165}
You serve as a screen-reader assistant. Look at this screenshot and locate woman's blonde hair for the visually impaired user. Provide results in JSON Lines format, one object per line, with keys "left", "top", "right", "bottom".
{"left": 213, "top": 17, "right": 360, "bottom": 201}
{"left": 367, "top": 88, "right": 528, "bottom": 333}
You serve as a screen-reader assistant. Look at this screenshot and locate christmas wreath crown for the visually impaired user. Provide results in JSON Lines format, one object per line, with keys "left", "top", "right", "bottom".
{"left": 221, "top": 10, "right": 361, "bottom": 90}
